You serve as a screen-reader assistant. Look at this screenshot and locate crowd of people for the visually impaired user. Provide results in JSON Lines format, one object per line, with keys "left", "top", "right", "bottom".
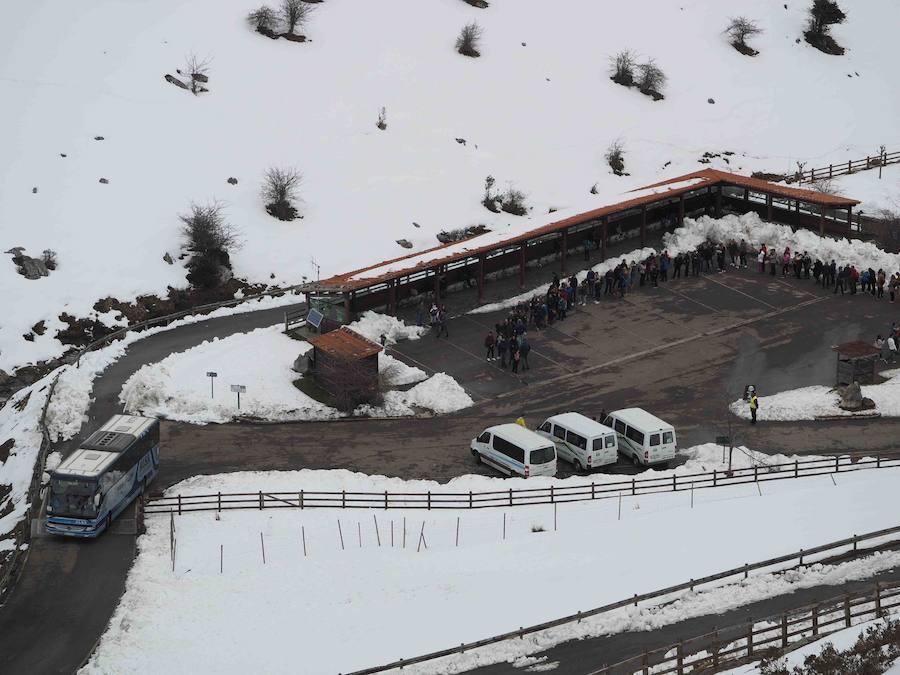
{"left": 477, "top": 236, "right": 898, "bottom": 372}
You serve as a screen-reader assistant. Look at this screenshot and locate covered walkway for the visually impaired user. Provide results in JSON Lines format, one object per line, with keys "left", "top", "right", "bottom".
{"left": 299, "top": 169, "right": 859, "bottom": 325}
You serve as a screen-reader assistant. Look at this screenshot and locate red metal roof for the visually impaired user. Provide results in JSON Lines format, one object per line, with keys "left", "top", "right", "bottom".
{"left": 303, "top": 169, "right": 859, "bottom": 293}
{"left": 834, "top": 341, "right": 881, "bottom": 359}
{"left": 308, "top": 327, "right": 382, "bottom": 360}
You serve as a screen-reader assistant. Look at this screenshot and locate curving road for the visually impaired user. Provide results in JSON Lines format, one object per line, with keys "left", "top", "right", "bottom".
{"left": 3, "top": 265, "right": 900, "bottom": 674}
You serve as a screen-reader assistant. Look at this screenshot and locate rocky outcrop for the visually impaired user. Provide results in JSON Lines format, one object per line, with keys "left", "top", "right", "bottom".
{"left": 838, "top": 381, "right": 876, "bottom": 412}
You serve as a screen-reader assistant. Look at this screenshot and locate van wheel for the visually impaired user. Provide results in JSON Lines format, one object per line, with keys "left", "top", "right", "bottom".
{"left": 472, "top": 449, "right": 482, "bottom": 463}
{"left": 632, "top": 454, "right": 640, "bottom": 466}
{"left": 572, "top": 460, "right": 583, "bottom": 473}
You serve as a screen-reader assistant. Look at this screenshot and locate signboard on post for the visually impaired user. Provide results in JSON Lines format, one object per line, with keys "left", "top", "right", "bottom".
{"left": 207, "top": 371, "right": 218, "bottom": 398}
{"left": 230, "top": 384, "right": 247, "bottom": 410}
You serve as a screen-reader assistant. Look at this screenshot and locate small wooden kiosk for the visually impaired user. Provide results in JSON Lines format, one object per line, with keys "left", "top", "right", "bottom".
{"left": 306, "top": 327, "right": 382, "bottom": 410}
{"left": 834, "top": 341, "right": 880, "bottom": 386}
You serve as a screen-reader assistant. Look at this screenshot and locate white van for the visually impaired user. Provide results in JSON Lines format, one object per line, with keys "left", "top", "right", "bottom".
{"left": 471, "top": 423, "right": 557, "bottom": 478}
{"left": 603, "top": 408, "right": 677, "bottom": 466}
{"left": 535, "top": 413, "right": 618, "bottom": 472}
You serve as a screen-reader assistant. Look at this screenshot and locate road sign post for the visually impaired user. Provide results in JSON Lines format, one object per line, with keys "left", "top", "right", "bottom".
{"left": 207, "top": 371, "right": 218, "bottom": 398}
{"left": 230, "top": 384, "right": 246, "bottom": 410}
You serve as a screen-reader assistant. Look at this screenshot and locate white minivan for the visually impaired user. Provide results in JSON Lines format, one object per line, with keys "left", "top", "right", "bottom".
{"left": 603, "top": 408, "right": 677, "bottom": 466}
{"left": 535, "top": 413, "right": 618, "bottom": 472}
{"left": 471, "top": 423, "right": 557, "bottom": 478}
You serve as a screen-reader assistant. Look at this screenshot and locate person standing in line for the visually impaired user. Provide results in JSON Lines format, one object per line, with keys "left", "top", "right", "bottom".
{"left": 519, "top": 335, "right": 531, "bottom": 370}
{"left": 484, "top": 330, "right": 496, "bottom": 361}
{"left": 877, "top": 269, "right": 886, "bottom": 299}
{"left": 834, "top": 266, "right": 845, "bottom": 295}
{"left": 757, "top": 248, "right": 766, "bottom": 273}
{"left": 749, "top": 391, "right": 759, "bottom": 424}
{"left": 497, "top": 334, "right": 509, "bottom": 369}
{"left": 891, "top": 274, "right": 899, "bottom": 303}
{"left": 768, "top": 249, "right": 778, "bottom": 276}
{"left": 739, "top": 239, "right": 748, "bottom": 268}
{"left": 889, "top": 334, "right": 897, "bottom": 364}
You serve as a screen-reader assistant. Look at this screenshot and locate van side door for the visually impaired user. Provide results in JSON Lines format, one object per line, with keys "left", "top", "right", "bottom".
{"left": 551, "top": 424, "right": 570, "bottom": 461}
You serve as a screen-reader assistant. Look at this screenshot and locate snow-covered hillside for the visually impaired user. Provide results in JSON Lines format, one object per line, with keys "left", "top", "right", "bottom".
{"left": 2, "top": 0, "right": 898, "bottom": 373}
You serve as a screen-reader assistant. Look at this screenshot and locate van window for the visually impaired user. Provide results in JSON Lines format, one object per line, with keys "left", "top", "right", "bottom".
{"left": 552, "top": 425, "right": 566, "bottom": 440}
{"left": 625, "top": 426, "right": 645, "bottom": 445}
{"left": 538, "top": 421, "right": 552, "bottom": 433}
{"left": 614, "top": 419, "right": 626, "bottom": 434}
{"left": 605, "top": 434, "right": 616, "bottom": 448}
{"left": 477, "top": 431, "right": 491, "bottom": 444}
{"left": 603, "top": 416, "right": 613, "bottom": 427}
{"left": 649, "top": 434, "right": 660, "bottom": 446}
{"left": 528, "top": 446, "right": 555, "bottom": 465}
{"left": 662, "top": 431, "right": 674, "bottom": 444}
{"left": 592, "top": 437, "right": 603, "bottom": 452}
{"left": 492, "top": 436, "right": 525, "bottom": 463}
{"left": 566, "top": 430, "right": 587, "bottom": 450}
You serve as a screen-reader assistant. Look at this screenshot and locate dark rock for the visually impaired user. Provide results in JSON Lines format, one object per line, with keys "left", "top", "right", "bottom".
{"left": 227, "top": 177, "right": 238, "bottom": 185}
{"left": 838, "top": 382, "right": 875, "bottom": 411}
{"left": 99, "top": 178, "right": 109, "bottom": 184}
{"left": 32, "top": 187, "right": 38, "bottom": 194}
{"left": 464, "top": 0, "right": 489, "bottom": 7}
{"left": 32, "top": 321, "right": 46, "bottom": 336}
{"left": 60, "top": 153, "right": 67, "bottom": 158}
{"left": 412, "top": 222, "right": 420, "bottom": 228}
{"left": 165, "top": 74, "right": 190, "bottom": 90}
{"left": 257, "top": 26, "right": 280, "bottom": 39}
{"left": 281, "top": 32, "right": 307, "bottom": 43}
{"left": 0, "top": 439, "right": 14, "bottom": 463}
{"left": 23, "top": 333, "right": 34, "bottom": 342}
{"left": 521, "top": 42, "right": 526, "bottom": 47}
{"left": 751, "top": 171, "right": 787, "bottom": 182}
{"left": 18, "top": 257, "right": 49, "bottom": 280}
{"left": 94, "top": 136, "right": 104, "bottom": 141}
{"left": 163, "top": 252, "right": 174, "bottom": 265}
{"left": 455, "top": 138, "right": 467, "bottom": 145}
{"left": 265, "top": 200, "right": 299, "bottom": 221}
{"left": 707, "top": 98, "right": 715, "bottom": 104}
{"left": 191, "top": 72, "right": 209, "bottom": 83}
{"left": 396, "top": 239, "right": 414, "bottom": 249}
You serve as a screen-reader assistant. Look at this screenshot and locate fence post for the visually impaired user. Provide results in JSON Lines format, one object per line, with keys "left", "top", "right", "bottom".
{"left": 876, "top": 582, "right": 883, "bottom": 615}
{"left": 713, "top": 470, "right": 717, "bottom": 487}
{"left": 550, "top": 486, "right": 554, "bottom": 504}
{"left": 632, "top": 478, "right": 636, "bottom": 496}
{"left": 673, "top": 475, "right": 677, "bottom": 491}
{"left": 829, "top": 164, "right": 833, "bottom": 178}
{"left": 812, "top": 604, "right": 819, "bottom": 636}
{"left": 384, "top": 490, "right": 388, "bottom": 510}
{"left": 642, "top": 650, "right": 649, "bottom": 675}
{"left": 591, "top": 482, "right": 595, "bottom": 499}
{"left": 782, "top": 614, "right": 788, "bottom": 647}
{"left": 469, "top": 490, "right": 473, "bottom": 508}
{"left": 300, "top": 490, "right": 304, "bottom": 509}
{"left": 794, "top": 460, "right": 799, "bottom": 478}
{"left": 835, "top": 456, "right": 839, "bottom": 473}
{"left": 712, "top": 628, "right": 720, "bottom": 668}
{"left": 259, "top": 491, "right": 263, "bottom": 510}
{"left": 676, "top": 640, "right": 684, "bottom": 674}
{"left": 510, "top": 488, "right": 514, "bottom": 507}
{"left": 878, "top": 455, "right": 882, "bottom": 468}
{"left": 178, "top": 494, "right": 182, "bottom": 515}
{"left": 853, "top": 534, "right": 857, "bottom": 551}
{"left": 428, "top": 491, "right": 432, "bottom": 511}
{"left": 217, "top": 491, "right": 221, "bottom": 512}
{"left": 844, "top": 595, "right": 851, "bottom": 627}
{"left": 848, "top": 160, "right": 852, "bottom": 173}
{"left": 342, "top": 490, "right": 346, "bottom": 508}
{"left": 747, "top": 619, "right": 754, "bottom": 657}
{"left": 744, "top": 563, "right": 749, "bottom": 579}
{"left": 754, "top": 465, "right": 758, "bottom": 482}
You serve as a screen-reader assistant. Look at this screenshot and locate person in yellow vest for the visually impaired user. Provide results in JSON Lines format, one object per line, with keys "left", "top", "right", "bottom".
{"left": 515, "top": 415, "right": 526, "bottom": 428}
{"left": 749, "top": 392, "right": 759, "bottom": 424}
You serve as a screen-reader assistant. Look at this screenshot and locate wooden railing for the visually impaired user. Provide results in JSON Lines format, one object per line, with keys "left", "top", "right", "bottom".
{"left": 343, "top": 524, "right": 900, "bottom": 674}
{"left": 592, "top": 581, "right": 900, "bottom": 674}
{"left": 145, "top": 452, "right": 900, "bottom": 515}
{"left": 787, "top": 150, "right": 899, "bottom": 185}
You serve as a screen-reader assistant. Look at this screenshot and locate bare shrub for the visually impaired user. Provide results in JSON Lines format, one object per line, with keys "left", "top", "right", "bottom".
{"left": 725, "top": 17, "right": 763, "bottom": 55}
{"left": 376, "top": 106, "right": 387, "bottom": 131}
{"left": 180, "top": 202, "right": 239, "bottom": 288}
{"left": 637, "top": 59, "right": 666, "bottom": 99}
{"left": 500, "top": 186, "right": 528, "bottom": 216}
{"left": 456, "top": 22, "right": 483, "bottom": 58}
{"left": 183, "top": 53, "right": 211, "bottom": 94}
{"left": 805, "top": 0, "right": 847, "bottom": 54}
{"left": 482, "top": 175, "right": 500, "bottom": 212}
{"left": 42, "top": 249, "right": 58, "bottom": 271}
{"left": 609, "top": 49, "right": 636, "bottom": 86}
{"left": 281, "top": 0, "right": 312, "bottom": 35}
{"left": 247, "top": 5, "right": 278, "bottom": 34}
{"left": 808, "top": 177, "right": 843, "bottom": 196}
{"left": 605, "top": 139, "right": 626, "bottom": 176}
{"left": 262, "top": 167, "right": 303, "bottom": 221}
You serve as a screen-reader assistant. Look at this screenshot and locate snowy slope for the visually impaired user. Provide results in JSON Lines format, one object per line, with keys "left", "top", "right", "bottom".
{"left": 2, "top": 0, "right": 899, "bottom": 373}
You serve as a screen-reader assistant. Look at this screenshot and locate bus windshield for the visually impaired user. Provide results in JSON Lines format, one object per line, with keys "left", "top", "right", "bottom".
{"left": 49, "top": 478, "right": 98, "bottom": 518}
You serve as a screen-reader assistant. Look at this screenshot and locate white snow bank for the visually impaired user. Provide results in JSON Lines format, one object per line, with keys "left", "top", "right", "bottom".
{"left": 730, "top": 367, "right": 900, "bottom": 421}
{"left": 120, "top": 322, "right": 468, "bottom": 423}
{"left": 82, "top": 463, "right": 900, "bottom": 675}
{"left": 348, "top": 310, "right": 428, "bottom": 345}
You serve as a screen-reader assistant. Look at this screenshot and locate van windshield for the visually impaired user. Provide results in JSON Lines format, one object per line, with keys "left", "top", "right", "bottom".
{"left": 529, "top": 447, "right": 555, "bottom": 464}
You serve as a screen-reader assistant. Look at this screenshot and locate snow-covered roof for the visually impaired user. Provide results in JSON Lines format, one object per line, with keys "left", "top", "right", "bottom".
{"left": 486, "top": 423, "right": 556, "bottom": 451}
{"left": 303, "top": 169, "right": 859, "bottom": 293}
{"left": 608, "top": 408, "right": 674, "bottom": 433}
{"left": 544, "top": 412, "right": 615, "bottom": 437}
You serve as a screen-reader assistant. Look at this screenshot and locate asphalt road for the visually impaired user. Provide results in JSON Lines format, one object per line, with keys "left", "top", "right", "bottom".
{"left": 3, "top": 264, "right": 900, "bottom": 674}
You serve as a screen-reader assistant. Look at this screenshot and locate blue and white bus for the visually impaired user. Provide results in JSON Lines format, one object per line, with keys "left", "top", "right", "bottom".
{"left": 46, "top": 414, "right": 159, "bottom": 538}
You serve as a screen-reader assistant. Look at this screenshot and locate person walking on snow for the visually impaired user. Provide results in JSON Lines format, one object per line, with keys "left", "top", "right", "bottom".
{"left": 749, "top": 391, "right": 759, "bottom": 425}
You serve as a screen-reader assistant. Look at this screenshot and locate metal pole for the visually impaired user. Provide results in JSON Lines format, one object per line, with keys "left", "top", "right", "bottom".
{"left": 302, "top": 525, "right": 307, "bottom": 557}
{"left": 455, "top": 517, "right": 460, "bottom": 547}
{"left": 337, "top": 519, "right": 344, "bottom": 550}
{"left": 260, "top": 532, "right": 266, "bottom": 564}
{"left": 373, "top": 514, "right": 381, "bottom": 547}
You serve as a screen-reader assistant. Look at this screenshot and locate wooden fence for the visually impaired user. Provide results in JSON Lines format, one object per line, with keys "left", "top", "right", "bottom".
{"left": 787, "top": 150, "right": 899, "bottom": 185}
{"left": 144, "top": 452, "right": 900, "bottom": 515}
{"left": 343, "top": 524, "right": 900, "bottom": 674}
{"left": 592, "top": 581, "right": 900, "bottom": 675}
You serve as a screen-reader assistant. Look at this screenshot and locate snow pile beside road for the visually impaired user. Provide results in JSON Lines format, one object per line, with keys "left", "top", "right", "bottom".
{"left": 348, "top": 311, "right": 428, "bottom": 345}
{"left": 83, "top": 465, "right": 900, "bottom": 675}
{"left": 730, "top": 368, "right": 900, "bottom": 421}
{"left": 120, "top": 323, "right": 469, "bottom": 423}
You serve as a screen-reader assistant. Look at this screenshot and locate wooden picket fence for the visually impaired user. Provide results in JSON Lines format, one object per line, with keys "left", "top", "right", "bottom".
{"left": 788, "top": 150, "right": 899, "bottom": 184}
{"left": 145, "top": 451, "right": 900, "bottom": 515}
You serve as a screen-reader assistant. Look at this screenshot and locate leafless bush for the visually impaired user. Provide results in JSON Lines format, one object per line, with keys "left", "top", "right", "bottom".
{"left": 725, "top": 17, "right": 763, "bottom": 54}
{"left": 183, "top": 53, "right": 211, "bottom": 94}
{"left": 179, "top": 202, "right": 239, "bottom": 288}
{"left": 262, "top": 167, "right": 303, "bottom": 221}
{"left": 376, "top": 106, "right": 387, "bottom": 131}
{"left": 808, "top": 177, "right": 843, "bottom": 195}
{"left": 247, "top": 5, "right": 278, "bottom": 33}
{"left": 500, "top": 186, "right": 528, "bottom": 216}
{"left": 281, "top": 0, "right": 312, "bottom": 35}
{"left": 456, "top": 22, "right": 483, "bottom": 58}
{"left": 609, "top": 49, "right": 637, "bottom": 86}
{"left": 482, "top": 175, "right": 500, "bottom": 212}
{"left": 42, "top": 249, "right": 58, "bottom": 270}
{"left": 605, "top": 139, "right": 626, "bottom": 176}
{"left": 637, "top": 59, "right": 666, "bottom": 98}
{"left": 805, "top": 0, "right": 847, "bottom": 54}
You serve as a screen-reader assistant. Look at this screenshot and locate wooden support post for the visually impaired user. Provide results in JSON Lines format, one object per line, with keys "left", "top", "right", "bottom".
{"left": 477, "top": 255, "right": 485, "bottom": 303}
{"left": 601, "top": 216, "right": 608, "bottom": 261}
{"left": 766, "top": 194, "right": 773, "bottom": 221}
{"left": 519, "top": 243, "right": 526, "bottom": 288}
{"left": 743, "top": 187, "right": 750, "bottom": 204}
{"left": 560, "top": 229, "right": 568, "bottom": 273}
{"left": 847, "top": 205, "right": 853, "bottom": 234}
{"left": 819, "top": 208, "right": 826, "bottom": 237}
{"left": 715, "top": 185, "right": 723, "bottom": 218}
{"left": 795, "top": 199, "right": 801, "bottom": 227}
{"left": 678, "top": 193, "right": 685, "bottom": 226}
{"left": 640, "top": 205, "right": 647, "bottom": 247}
{"left": 387, "top": 280, "right": 397, "bottom": 316}
{"left": 433, "top": 267, "right": 441, "bottom": 304}
{"left": 344, "top": 293, "right": 353, "bottom": 324}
